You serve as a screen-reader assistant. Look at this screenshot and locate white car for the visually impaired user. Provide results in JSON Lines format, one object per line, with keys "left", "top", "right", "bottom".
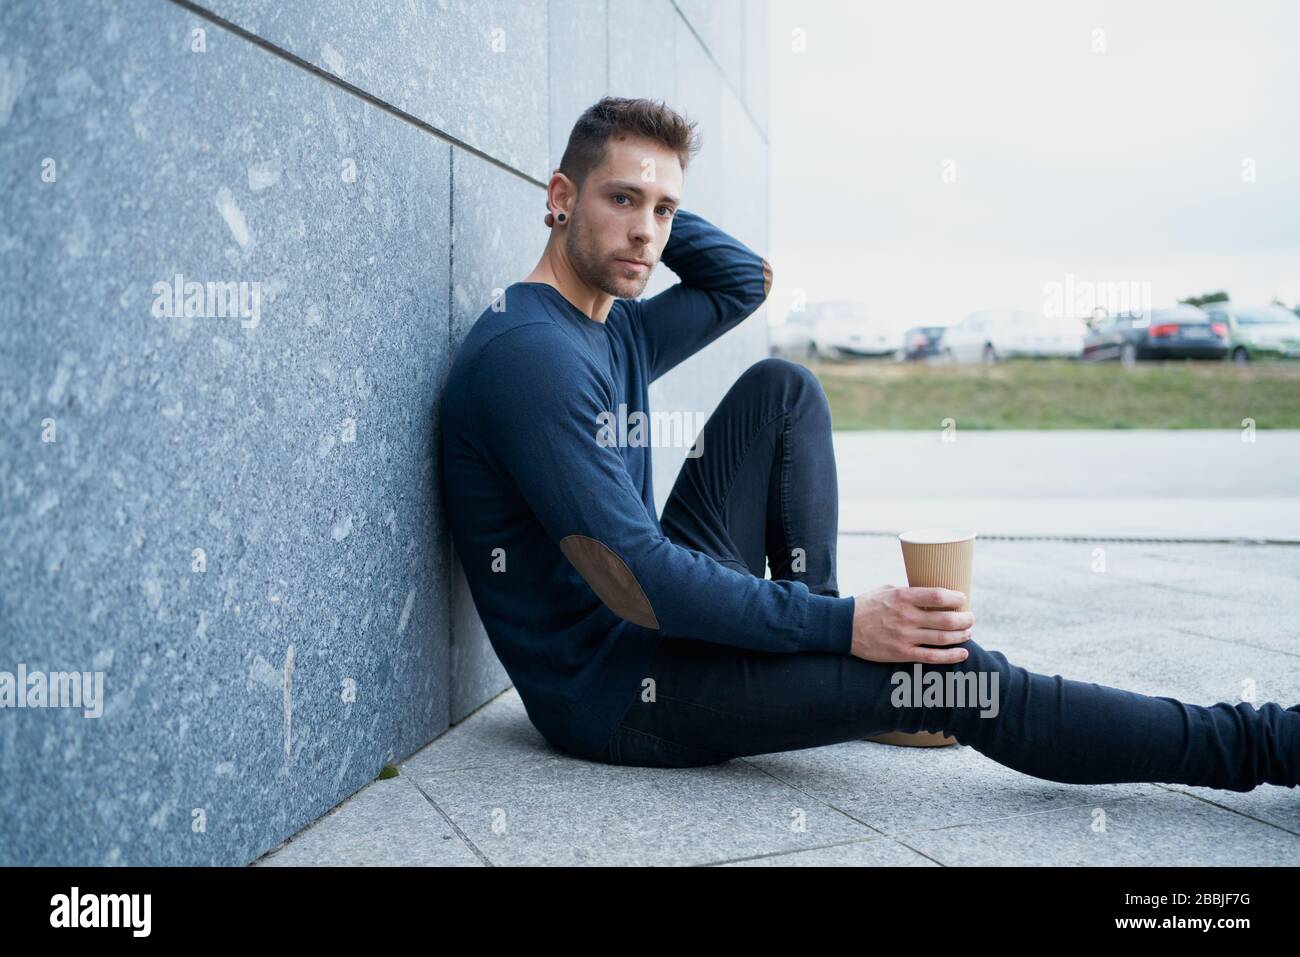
{"left": 771, "top": 302, "right": 902, "bottom": 359}
{"left": 939, "top": 309, "right": 1087, "bottom": 363}
{"left": 769, "top": 314, "right": 816, "bottom": 358}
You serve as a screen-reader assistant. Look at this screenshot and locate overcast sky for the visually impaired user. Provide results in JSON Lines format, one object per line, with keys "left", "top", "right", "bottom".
{"left": 766, "top": 0, "right": 1300, "bottom": 329}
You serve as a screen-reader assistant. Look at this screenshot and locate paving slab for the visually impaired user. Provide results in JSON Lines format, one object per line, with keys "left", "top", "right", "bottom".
{"left": 897, "top": 790, "right": 1300, "bottom": 866}
{"left": 744, "top": 737, "right": 1162, "bottom": 836}
{"left": 253, "top": 774, "right": 483, "bottom": 867}
{"left": 717, "top": 837, "right": 940, "bottom": 866}
{"left": 403, "top": 753, "right": 876, "bottom": 866}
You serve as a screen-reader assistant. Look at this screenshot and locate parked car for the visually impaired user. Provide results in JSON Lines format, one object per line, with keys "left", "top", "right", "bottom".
{"left": 771, "top": 302, "right": 901, "bottom": 359}
{"left": 897, "top": 325, "right": 948, "bottom": 361}
{"left": 1199, "top": 302, "right": 1300, "bottom": 362}
{"left": 1081, "top": 304, "right": 1229, "bottom": 364}
{"left": 939, "top": 309, "right": 1087, "bottom": 363}
{"left": 769, "top": 313, "right": 816, "bottom": 358}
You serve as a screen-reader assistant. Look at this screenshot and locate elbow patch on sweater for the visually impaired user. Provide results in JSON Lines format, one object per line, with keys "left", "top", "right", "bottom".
{"left": 761, "top": 258, "right": 773, "bottom": 299}
{"left": 559, "top": 534, "right": 660, "bottom": 629}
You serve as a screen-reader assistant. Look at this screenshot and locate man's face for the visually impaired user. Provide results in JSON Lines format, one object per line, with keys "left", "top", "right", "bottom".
{"left": 564, "top": 134, "right": 683, "bottom": 299}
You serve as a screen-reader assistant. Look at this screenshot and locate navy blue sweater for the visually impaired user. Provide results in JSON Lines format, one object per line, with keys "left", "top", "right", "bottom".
{"left": 439, "top": 208, "right": 856, "bottom": 758}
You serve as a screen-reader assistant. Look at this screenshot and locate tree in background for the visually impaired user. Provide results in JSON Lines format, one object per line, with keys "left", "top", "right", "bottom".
{"left": 1180, "top": 290, "right": 1231, "bottom": 307}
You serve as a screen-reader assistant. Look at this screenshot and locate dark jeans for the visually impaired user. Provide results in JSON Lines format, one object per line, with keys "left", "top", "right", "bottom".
{"left": 594, "top": 357, "right": 1300, "bottom": 792}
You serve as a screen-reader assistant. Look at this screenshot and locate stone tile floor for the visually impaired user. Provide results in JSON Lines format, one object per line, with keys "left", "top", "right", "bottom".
{"left": 253, "top": 534, "right": 1300, "bottom": 866}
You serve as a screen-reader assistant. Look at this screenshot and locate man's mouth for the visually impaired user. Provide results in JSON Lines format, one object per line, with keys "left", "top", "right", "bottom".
{"left": 616, "top": 258, "right": 650, "bottom": 273}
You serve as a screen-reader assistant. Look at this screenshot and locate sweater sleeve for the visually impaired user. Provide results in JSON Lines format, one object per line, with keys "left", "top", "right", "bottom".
{"left": 631, "top": 208, "right": 772, "bottom": 383}
{"left": 469, "top": 322, "right": 855, "bottom": 656}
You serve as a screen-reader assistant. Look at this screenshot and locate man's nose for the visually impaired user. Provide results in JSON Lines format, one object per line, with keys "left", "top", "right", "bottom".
{"left": 630, "top": 211, "right": 654, "bottom": 246}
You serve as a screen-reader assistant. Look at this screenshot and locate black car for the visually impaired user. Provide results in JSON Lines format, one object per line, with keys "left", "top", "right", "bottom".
{"left": 897, "top": 325, "right": 948, "bottom": 361}
{"left": 1082, "top": 305, "right": 1229, "bottom": 364}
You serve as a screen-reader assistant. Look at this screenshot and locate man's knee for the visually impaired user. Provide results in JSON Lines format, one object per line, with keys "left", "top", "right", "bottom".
{"left": 742, "top": 355, "right": 817, "bottom": 389}
{"left": 740, "top": 357, "right": 829, "bottom": 415}
{"left": 885, "top": 639, "right": 1013, "bottom": 737}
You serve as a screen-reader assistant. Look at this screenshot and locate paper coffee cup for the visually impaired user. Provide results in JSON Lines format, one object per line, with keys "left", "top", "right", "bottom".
{"left": 866, "top": 528, "right": 976, "bottom": 749}
{"left": 898, "top": 528, "right": 975, "bottom": 614}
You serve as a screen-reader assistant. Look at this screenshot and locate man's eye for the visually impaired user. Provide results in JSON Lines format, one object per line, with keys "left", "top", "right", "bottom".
{"left": 658, "top": 206, "right": 674, "bottom": 217}
{"left": 613, "top": 194, "right": 630, "bottom": 205}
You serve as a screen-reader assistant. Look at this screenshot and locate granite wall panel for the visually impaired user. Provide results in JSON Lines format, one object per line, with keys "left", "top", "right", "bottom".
{"left": 0, "top": 0, "right": 769, "bottom": 864}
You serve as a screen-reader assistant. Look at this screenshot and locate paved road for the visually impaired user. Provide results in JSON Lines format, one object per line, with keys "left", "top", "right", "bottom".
{"left": 832, "top": 430, "right": 1300, "bottom": 540}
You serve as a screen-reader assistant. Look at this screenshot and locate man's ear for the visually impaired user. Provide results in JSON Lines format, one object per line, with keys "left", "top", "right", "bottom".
{"left": 761, "top": 258, "right": 773, "bottom": 300}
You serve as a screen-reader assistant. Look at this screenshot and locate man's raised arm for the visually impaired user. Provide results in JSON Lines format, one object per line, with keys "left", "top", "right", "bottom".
{"left": 632, "top": 208, "right": 773, "bottom": 383}
{"left": 470, "top": 321, "right": 854, "bottom": 655}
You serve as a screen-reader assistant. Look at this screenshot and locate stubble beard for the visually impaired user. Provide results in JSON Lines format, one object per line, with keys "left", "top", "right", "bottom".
{"left": 565, "top": 214, "right": 651, "bottom": 300}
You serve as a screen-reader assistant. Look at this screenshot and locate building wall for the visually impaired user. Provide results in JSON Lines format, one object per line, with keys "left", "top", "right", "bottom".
{"left": 0, "top": 0, "right": 770, "bottom": 865}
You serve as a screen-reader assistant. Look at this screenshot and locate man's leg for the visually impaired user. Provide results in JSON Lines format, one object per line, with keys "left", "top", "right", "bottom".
{"left": 607, "top": 357, "right": 1300, "bottom": 791}
{"left": 660, "top": 356, "right": 841, "bottom": 595}
{"left": 605, "top": 633, "right": 1300, "bottom": 792}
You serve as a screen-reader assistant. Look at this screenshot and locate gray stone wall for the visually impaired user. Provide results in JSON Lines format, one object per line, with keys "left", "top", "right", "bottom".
{"left": 0, "top": 0, "right": 770, "bottom": 865}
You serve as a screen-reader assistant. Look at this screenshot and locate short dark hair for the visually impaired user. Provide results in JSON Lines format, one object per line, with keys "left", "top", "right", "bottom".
{"left": 558, "top": 96, "right": 701, "bottom": 193}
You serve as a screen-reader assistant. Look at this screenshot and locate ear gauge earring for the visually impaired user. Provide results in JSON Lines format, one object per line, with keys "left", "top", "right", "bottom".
{"left": 544, "top": 208, "right": 568, "bottom": 228}
{"left": 556, "top": 211, "right": 567, "bottom": 223}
